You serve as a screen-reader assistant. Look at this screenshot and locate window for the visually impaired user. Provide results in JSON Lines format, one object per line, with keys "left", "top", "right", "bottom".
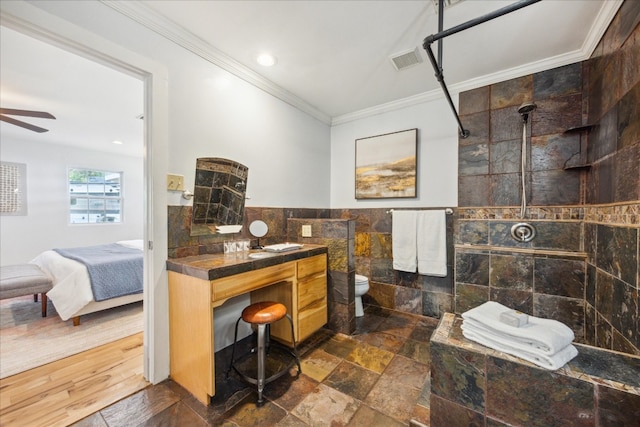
{"left": 68, "top": 168, "right": 122, "bottom": 223}
{"left": 0, "top": 162, "right": 28, "bottom": 216}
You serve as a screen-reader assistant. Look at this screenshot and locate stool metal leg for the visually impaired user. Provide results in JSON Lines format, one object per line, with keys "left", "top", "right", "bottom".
{"left": 226, "top": 317, "right": 243, "bottom": 379}
{"left": 228, "top": 310, "right": 302, "bottom": 406}
{"left": 256, "top": 323, "right": 267, "bottom": 405}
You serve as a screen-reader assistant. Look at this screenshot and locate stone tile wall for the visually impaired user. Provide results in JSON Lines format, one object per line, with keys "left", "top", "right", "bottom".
{"left": 583, "top": 0, "right": 640, "bottom": 356}
{"left": 331, "top": 208, "right": 455, "bottom": 319}
{"left": 288, "top": 218, "right": 355, "bottom": 335}
{"left": 455, "top": 2, "right": 639, "bottom": 356}
{"left": 168, "top": 206, "right": 456, "bottom": 325}
{"left": 430, "top": 314, "right": 640, "bottom": 427}
{"left": 168, "top": 206, "right": 357, "bottom": 334}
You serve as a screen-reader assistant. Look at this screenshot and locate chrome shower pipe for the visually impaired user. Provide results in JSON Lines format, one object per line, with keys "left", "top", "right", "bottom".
{"left": 518, "top": 103, "right": 537, "bottom": 219}
{"left": 422, "top": 0, "right": 542, "bottom": 139}
{"left": 520, "top": 117, "right": 528, "bottom": 218}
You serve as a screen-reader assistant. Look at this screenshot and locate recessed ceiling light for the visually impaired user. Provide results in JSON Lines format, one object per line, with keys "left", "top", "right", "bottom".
{"left": 112, "top": 140, "right": 123, "bottom": 145}
{"left": 256, "top": 53, "right": 277, "bottom": 67}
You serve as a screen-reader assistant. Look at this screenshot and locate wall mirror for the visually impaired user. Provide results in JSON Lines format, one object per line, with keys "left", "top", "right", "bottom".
{"left": 190, "top": 157, "right": 248, "bottom": 236}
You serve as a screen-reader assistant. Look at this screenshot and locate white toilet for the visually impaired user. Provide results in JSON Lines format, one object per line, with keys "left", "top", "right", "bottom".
{"left": 355, "top": 274, "right": 370, "bottom": 317}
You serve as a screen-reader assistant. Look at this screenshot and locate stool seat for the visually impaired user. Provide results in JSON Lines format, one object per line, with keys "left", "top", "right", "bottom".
{"left": 228, "top": 300, "right": 301, "bottom": 406}
{"left": 242, "top": 301, "right": 287, "bottom": 324}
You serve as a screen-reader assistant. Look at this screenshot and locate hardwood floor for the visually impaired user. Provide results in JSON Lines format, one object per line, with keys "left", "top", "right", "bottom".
{"left": 0, "top": 333, "right": 148, "bottom": 427}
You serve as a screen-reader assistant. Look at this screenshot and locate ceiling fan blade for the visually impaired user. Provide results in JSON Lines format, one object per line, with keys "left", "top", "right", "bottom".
{"left": 0, "top": 108, "right": 55, "bottom": 119}
{"left": 0, "top": 114, "right": 49, "bottom": 133}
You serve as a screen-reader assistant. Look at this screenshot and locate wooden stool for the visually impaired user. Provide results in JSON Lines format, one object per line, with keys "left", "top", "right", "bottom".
{"left": 0, "top": 264, "right": 53, "bottom": 317}
{"left": 227, "top": 301, "right": 301, "bottom": 405}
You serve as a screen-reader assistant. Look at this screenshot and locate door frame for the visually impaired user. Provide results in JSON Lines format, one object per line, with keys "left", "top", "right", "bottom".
{"left": 1, "top": 2, "right": 170, "bottom": 383}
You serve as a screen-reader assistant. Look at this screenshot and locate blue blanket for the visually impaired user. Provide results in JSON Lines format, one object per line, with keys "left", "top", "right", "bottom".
{"left": 53, "top": 243, "right": 143, "bottom": 302}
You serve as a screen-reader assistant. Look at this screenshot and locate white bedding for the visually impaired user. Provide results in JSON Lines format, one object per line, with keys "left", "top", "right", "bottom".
{"left": 30, "top": 240, "right": 143, "bottom": 321}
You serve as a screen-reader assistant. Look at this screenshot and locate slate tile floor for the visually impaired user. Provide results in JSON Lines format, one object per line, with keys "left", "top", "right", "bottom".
{"left": 73, "top": 306, "right": 438, "bottom": 426}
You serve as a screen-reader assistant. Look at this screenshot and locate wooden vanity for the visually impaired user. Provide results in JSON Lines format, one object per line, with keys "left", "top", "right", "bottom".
{"left": 166, "top": 245, "right": 328, "bottom": 404}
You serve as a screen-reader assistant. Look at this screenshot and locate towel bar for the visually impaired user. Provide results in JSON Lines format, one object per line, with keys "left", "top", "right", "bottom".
{"left": 386, "top": 208, "right": 453, "bottom": 215}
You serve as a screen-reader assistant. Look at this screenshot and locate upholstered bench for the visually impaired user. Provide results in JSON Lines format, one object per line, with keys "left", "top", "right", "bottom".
{"left": 0, "top": 264, "right": 53, "bottom": 317}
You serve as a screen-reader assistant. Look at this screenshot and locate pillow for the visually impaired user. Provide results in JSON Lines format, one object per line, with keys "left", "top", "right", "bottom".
{"left": 116, "top": 239, "right": 144, "bottom": 251}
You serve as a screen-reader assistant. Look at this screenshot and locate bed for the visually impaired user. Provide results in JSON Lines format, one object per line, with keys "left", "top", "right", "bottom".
{"left": 30, "top": 240, "right": 144, "bottom": 325}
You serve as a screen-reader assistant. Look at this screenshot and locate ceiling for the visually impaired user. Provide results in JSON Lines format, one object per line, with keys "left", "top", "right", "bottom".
{"left": 0, "top": 0, "right": 619, "bottom": 155}
{"left": 130, "top": 0, "right": 616, "bottom": 120}
{"left": 0, "top": 25, "right": 145, "bottom": 157}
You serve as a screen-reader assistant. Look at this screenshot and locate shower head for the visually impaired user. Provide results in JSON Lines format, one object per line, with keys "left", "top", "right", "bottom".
{"left": 518, "top": 103, "right": 537, "bottom": 115}
{"left": 518, "top": 103, "right": 537, "bottom": 122}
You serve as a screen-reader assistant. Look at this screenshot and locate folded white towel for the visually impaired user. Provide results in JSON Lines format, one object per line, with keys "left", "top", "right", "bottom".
{"left": 392, "top": 210, "right": 418, "bottom": 272}
{"left": 461, "top": 301, "right": 574, "bottom": 355}
{"left": 462, "top": 324, "right": 578, "bottom": 370}
{"left": 416, "top": 210, "right": 447, "bottom": 277}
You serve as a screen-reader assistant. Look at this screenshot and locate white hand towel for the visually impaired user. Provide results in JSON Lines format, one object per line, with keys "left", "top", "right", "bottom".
{"left": 461, "top": 301, "right": 574, "bottom": 355}
{"left": 461, "top": 324, "right": 578, "bottom": 370}
{"left": 392, "top": 210, "right": 417, "bottom": 272}
{"left": 416, "top": 210, "right": 447, "bottom": 277}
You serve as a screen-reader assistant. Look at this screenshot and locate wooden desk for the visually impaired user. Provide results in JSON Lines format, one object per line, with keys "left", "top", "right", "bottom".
{"left": 167, "top": 248, "right": 327, "bottom": 404}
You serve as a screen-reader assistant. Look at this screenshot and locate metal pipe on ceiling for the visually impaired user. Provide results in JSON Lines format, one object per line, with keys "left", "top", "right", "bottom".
{"left": 423, "top": 0, "right": 542, "bottom": 139}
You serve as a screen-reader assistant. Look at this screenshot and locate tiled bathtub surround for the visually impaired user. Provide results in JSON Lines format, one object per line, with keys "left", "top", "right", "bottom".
{"left": 456, "top": 2, "right": 639, "bottom": 358}
{"left": 430, "top": 313, "right": 640, "bottom": 427}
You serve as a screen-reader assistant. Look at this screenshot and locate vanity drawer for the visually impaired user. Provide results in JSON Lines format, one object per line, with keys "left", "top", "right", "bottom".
{"left": 212, "top": 263, "right": 295, "bottom": 302}
{"left": 298, "top": 275, "right": 326, "bottom": 309}
{"left": 298, "top": 300, "right": 327, "bottom": 342}
{"left": 297, "top": 254, "right": 326, "bottom": 280}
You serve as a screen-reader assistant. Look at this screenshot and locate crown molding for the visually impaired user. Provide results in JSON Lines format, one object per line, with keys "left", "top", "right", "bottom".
{"left": 101, "top": 0, "right": 331, "bottom": 125}
{"left": 333, "top": 0, "right": 622, "bottom": 126}
{"left": 580, "top": 0, "right": 623, "bottom": 57}
{"left": 103, "top": 0, "right": 621, "bottom": 128}
{"left": 331, "top": 90, "right": 443, "bottom": 126}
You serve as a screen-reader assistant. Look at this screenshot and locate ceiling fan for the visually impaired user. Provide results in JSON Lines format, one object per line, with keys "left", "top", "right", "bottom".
{"left": 0, "top": 108, "right": 56, "bottom": 133}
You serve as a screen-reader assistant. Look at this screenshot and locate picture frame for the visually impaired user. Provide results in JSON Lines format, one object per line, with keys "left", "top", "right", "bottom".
{"left": 355, "top": 128, "right": 417, "bottom": 199}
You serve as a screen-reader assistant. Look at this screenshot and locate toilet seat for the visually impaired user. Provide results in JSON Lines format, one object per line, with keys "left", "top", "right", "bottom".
{"left": 355, "top": 274, "right": 368, "bottom": 285}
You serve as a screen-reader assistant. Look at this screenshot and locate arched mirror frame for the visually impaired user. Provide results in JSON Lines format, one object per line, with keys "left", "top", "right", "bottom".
{"left": 190, "top": 157, "right": 248, "bottom": 236}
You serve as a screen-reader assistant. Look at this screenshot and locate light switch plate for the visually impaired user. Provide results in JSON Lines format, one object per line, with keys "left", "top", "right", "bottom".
{"left": 301, "top": 224, "right": 312, "bottom": 237}
{"left": 167, "top": 174, "right": 184, "bottom": 191}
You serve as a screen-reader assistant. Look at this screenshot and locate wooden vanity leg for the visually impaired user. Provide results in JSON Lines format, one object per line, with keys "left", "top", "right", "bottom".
{"left": 73, "top": 316, "right": 80, "bottom": 326}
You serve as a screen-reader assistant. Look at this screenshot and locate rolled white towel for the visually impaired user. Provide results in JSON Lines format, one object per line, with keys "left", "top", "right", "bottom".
{"left": 461, "top": 301, "right": 574, "bottom": 355}
{"left": 462, "top": 324, "right": 578, "bottom": 370}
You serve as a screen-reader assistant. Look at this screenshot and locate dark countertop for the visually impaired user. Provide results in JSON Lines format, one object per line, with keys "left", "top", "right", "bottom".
{"left": 166, "top": 244, "right": 328, "bottom": 281}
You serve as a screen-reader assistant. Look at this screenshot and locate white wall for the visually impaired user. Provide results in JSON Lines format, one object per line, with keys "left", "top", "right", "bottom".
{"left": 4, "top": 0, "right": 461, "bottom": 383}
{"left": 27, "top": 0, "right": 332, "bottom": 210}
{"left": 165, "top": 59, "right": 331, "bottom": 208}
{"left": 0, "top": 139, "right": 143, "bottom": 265}
{"left": 2, "top": 0, "right": 332, "bottom": 383}
{"left": 331, "top": 97, "right": 459, "bottom": 209}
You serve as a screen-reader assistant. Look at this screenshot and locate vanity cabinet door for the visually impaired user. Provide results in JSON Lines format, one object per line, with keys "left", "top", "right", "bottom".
{"left": 296, "top": 255, "right": 327, "bottom": 342}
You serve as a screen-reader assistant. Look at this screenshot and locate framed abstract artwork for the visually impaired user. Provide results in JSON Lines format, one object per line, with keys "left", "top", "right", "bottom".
{"left": 355, "top": 128, "right": 417, "bottom": 199}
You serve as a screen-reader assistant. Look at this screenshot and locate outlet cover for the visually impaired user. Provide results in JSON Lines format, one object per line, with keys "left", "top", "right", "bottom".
{"left": 301, "top": 224, "right": 312, "bottom": 237}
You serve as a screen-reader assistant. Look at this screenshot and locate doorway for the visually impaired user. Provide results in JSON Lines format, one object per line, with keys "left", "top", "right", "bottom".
{"left": 0, "top": 23, "right": 148, "bottom": 377}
